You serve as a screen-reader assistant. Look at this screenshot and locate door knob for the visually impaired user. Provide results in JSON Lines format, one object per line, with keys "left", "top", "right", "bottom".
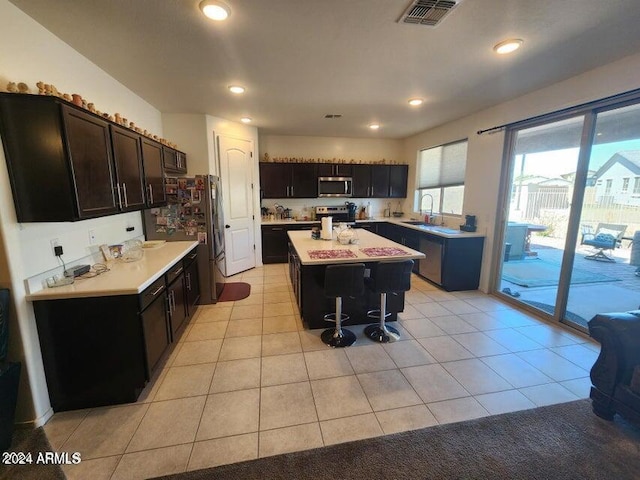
{"left": 225, "top": 224, "right": 230, "bottom": 228}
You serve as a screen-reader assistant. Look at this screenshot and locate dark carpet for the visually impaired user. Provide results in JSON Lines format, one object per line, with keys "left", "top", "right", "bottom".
{"left": 154, "top": 400, "right": 640, "bottom": 480}
{"left": 217, "top": 282, "right": 251, "bottom": 302}
{"left": 1, "top": 427, "right": 65, "bottom": 480}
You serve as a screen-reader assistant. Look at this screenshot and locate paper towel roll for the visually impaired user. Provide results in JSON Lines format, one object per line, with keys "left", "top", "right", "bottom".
{"left": 321, "top": 216, "right": 333, "bottom": 240}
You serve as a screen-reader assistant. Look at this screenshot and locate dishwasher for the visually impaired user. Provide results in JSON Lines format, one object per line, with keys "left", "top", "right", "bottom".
{"left": 419, "top": 235, "right": 444, "bottom": 285}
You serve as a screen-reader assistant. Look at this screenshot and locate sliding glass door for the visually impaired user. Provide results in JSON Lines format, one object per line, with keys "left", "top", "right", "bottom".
{"left": 497, "top": 116, "right": 585, "bottom": 323}
{"left": 566, "top": 103, "right": 640, "bottom": 328}
{"left": 495, "top": 93, "right": 640, "bottom": 331}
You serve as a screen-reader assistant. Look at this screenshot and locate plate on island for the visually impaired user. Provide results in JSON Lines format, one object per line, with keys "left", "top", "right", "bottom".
{"left": 142, "top": 240, "right": 166, "bottom": 249}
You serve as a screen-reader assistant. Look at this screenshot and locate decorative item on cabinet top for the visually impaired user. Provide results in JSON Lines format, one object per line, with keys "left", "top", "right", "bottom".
{"left": 262, "top": 152, "right": 406, "bottom": 165}
{"left": 2, "top": 79, "right": 180, "bottom": 150}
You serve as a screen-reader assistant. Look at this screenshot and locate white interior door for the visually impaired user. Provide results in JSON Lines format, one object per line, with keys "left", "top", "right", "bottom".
{"left": 217, "top": 135, "right": 256, "bottom": 276}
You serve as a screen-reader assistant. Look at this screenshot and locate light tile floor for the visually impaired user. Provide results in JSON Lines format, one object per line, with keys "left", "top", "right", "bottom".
{"left": 45, "top": 264, "right": 598, "bottom": 480}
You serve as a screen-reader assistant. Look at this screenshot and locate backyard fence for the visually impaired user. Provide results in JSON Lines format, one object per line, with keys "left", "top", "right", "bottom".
{"left": 513, "top": 186, "right": 640, "bottom": 239}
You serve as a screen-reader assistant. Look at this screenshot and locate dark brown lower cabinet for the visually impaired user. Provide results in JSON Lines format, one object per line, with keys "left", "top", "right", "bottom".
{"left": 167, "top": 273, "right": 187, "bottom": 339}
{"left": 34, "top": 295, "right": 147, "bottom": 412}
{"left": 32, "top": 248, "right": 199, "bottom": 412}
{"left": 141, "top": 289, "right": 170, "bottom": 377}
{"left": 184, "top": 256, "right": 200, "bottom": 314}
{"left": 262, "top": 224, "right": 316, "bottom": 263}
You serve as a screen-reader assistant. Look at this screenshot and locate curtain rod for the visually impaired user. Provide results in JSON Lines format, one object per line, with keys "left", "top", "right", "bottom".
{"left": 476, "top": 87, "right": 640, "bottom": 136}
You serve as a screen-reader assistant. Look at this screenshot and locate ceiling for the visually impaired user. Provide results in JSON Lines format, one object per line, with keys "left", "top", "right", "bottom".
{"left": 9, "top": 0, "right": 640, "bottom": 139}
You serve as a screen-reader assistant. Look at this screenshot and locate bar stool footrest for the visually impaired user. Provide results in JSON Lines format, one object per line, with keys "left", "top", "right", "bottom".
{"left": 366, "top": 309, "right": 391, "bottom": 320}
{"left": 323, "top": 313, "right": 350, "bottom": 324}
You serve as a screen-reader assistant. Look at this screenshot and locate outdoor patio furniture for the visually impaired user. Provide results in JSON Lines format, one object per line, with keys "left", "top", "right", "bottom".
{"left": 580, "top": 223, "right": 627, "bottom": 262}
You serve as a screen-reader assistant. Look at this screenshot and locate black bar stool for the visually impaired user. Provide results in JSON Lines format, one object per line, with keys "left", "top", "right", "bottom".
{"left": 364, "top": 260, "right": 414, "bottom": 343}
{"left": 321, "top": 263, "right": 365, "bottom": 348}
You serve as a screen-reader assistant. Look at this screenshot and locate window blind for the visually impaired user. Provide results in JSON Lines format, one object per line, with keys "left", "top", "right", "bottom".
{"left": 418, "top": 139, "right": 468, "bottom": 189}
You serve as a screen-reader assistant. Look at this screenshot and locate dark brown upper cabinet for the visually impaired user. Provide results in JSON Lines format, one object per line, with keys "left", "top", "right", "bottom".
{"left": 110, "top": 125, "right": 146, "bottom": 211}
{"left": 0, "top": 93, "right": 170, "bottom": 222}
{"left": 163, "top": 146, "right": 187, "bottom": 174}
{"left": 141, "top": 138, "right": 166, "bottom": 208}
{"left": 0, "top": 93, "right": 120, "bottom": 221}
{"left": 389, "top": 165, "right": 409, "bottom": 198}
{"left": 259, "top": 163, "right": 317, "bottom": 198}
{"left": 317, "top": 163, "right": 353, "bottom": 177}
{"left": 352, "top": 164, "right": 390, "bottom": 198}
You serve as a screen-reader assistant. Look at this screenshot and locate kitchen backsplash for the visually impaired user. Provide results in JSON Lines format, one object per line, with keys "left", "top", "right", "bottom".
{"left": 260, "top": 198, "right": 408, "bottom": 220}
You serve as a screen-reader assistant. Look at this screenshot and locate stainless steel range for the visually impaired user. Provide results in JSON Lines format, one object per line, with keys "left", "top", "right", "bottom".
{"left": 315, "top": 205, "right": 350, "bottom": 222}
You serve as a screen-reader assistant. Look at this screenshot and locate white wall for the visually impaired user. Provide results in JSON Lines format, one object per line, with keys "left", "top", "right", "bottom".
{"left": 0, "top": 0, "right": 163, "bottom": 424}
{"left": 403, "top": 51, "right": 640, "bottom": 292}
{"left": 161, "top": 114, "right": 210, "bottom": 175}
{"left": 163, "top": 113, "right": 261, "bottom": 264}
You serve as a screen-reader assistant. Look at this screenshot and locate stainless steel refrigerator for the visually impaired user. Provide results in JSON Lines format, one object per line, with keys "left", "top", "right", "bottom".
{"left": 143, "top": 175, "right": 226, "bottom": 303}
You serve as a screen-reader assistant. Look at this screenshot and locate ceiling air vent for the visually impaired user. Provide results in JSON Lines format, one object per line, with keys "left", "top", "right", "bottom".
{"left": 324, "top": 114, "right": 342, "bottom": 119}
{"left": 398, "top": 0, "right": 460, "bottom": 27}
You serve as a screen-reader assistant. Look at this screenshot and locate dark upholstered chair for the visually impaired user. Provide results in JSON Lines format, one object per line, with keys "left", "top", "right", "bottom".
{"left": 588, "top": 310, "right": 640, "bottom": 426}
{"left": 321, "top": 263, "right": 365, "bottom": 348}
{"left": 580, "top": 223, "right": 626, "bottom": 262}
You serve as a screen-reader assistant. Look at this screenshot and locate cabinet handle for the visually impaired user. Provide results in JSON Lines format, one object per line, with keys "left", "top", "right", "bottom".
{"left": 149, "top": 285, "right": 164, "bottom": 296}
{"left": 168, "top": 290, "right": 175, "bottom": 315}
{"left": 186, "top": 273, "right": 191, "bottom": 290}
{"left": 290, "top": 185, "right": 294, "bottom": 196}
{"left": 122, "top": 183, "right": 128, "bottom": 208}
{"left": 188, "top": 253, "right": 197, "bottom": 260}
{"left": 272, "top": 227, "right": 283, "bottom": 231}
{"left": 116, "top": 183, "right": 123, "bottom": 209}
{"left": 148, "top": 185, "right": 154, "bottom": 204}
{"left": 172, "top": 267, "right": 183, "bottom": 276}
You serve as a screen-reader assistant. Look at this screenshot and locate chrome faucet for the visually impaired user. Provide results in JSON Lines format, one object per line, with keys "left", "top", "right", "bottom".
{"left": 420, "top": 193, "right": 433, "bottom": 222}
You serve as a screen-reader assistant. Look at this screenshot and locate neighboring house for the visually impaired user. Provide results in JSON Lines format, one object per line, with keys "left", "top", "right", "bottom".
{"left": 593, "top": 151, "right": 640, "bottom": 206}
{"left": 561, "top": 170, "right": 598, "bottom": 187}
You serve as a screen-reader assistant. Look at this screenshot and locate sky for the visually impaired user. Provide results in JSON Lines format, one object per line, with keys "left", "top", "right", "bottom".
{"left": 514, "top": 138, "right": 640, "bottom": 179}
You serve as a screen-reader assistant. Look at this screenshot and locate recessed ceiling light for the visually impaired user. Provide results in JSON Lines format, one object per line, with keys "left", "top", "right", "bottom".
{"left": 369, "top": 123, "right": 380, "bottom": 130}
{"left": 240, "top": 117, "right": 252, "bottom": 123}
{"left": 199, "top": 1, "right": 230, "bottom": 21}
{"left": 228, "top": 85, "right": 245, "bottom": 94}
{"left": 493, "top": 39, "right": 523, "bottom": 55}
{"left": 408, "top": 98, "right": 424, "bottom": 106}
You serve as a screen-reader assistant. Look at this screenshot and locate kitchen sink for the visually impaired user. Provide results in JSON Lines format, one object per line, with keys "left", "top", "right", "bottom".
{"left": 402, "top": 221, "right": 461, "bottom": 235}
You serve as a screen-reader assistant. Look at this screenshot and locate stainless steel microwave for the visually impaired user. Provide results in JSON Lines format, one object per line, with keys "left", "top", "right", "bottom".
{"left": 318, "top": 177, "right": 353, "bottom": 197}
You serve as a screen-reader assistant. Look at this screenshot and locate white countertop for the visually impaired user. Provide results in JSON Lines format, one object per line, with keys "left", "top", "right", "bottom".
{"left": 264, "top": 217, "right": 484, "bottom": 239}
{"left": 26, "top": 241, "right": 199, "bottom": 301}
{"left": 288, "top": 229, "right": 425, "bottom": 265}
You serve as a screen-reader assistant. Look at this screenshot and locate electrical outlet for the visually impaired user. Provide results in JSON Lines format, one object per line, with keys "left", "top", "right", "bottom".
{"left": 50, "top": 238, "right": 60, "bottom": 256}
{"left": 88, "top": 230, "right": 96, "bottom": 245}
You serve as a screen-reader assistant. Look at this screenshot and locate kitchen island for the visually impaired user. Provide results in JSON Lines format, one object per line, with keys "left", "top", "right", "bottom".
{"left": 287, "top": 229, "right": 424, "bottom": 329}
